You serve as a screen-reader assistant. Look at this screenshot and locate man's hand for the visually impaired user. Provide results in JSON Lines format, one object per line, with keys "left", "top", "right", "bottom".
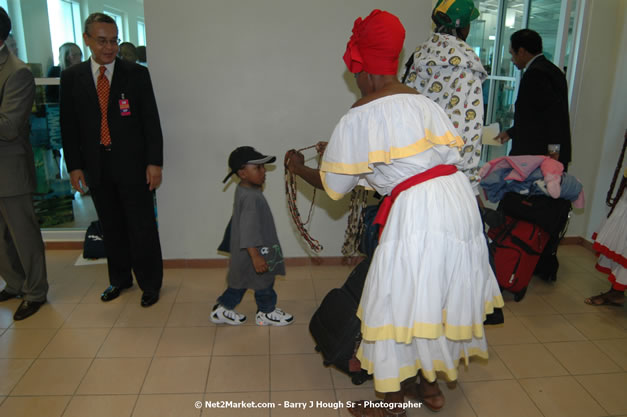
{"left": 146, "top": 165, "right": 163, "bottom": 191}
{"left": 70, "top": 169, "right": 88, "bottom": 194}
{"left": 284, "top": 150, "right": 305, "bottom": 174}
{"left": 494, "top": 131, "right": 511, "bottom": 144}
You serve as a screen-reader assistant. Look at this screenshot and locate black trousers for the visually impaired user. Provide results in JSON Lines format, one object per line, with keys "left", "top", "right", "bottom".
{"left": 90, "top": 149, "right": 163, "bottom": 294}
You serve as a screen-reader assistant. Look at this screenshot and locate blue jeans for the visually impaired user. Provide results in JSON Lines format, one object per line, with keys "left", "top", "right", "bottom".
{"left": 217, "top": 284, "right": 277, "bottom": 313}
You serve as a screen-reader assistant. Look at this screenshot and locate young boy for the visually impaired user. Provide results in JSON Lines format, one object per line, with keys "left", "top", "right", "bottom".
{"left": 211, "top": 146, "right": 293, "bottom": 326}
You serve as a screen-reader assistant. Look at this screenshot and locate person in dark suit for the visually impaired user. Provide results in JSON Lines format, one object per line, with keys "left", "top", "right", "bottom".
{"left": 495, "top": 29, "right": 572, "bottom": 169}
{"left": 61, "top": 12, "right": 164, "bottom": 307}
{"left": 0, "top": 7, "right": 48, "bottom": 320}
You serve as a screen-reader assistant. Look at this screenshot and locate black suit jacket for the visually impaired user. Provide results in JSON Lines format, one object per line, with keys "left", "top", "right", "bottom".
{"left": 507, "top": 55, "right": 572, "bottom": 167}
{"left": 60, "top": 58, "right": 163, "bottom": 187}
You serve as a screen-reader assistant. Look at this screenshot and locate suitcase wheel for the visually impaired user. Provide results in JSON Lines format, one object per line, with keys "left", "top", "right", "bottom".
{"left": 514, "top": 287, "right": 528, "bottom": 302}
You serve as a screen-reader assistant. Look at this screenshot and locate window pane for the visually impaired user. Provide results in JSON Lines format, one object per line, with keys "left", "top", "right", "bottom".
{"left": 529, "top": 0, "right": 563, "bottom": 64}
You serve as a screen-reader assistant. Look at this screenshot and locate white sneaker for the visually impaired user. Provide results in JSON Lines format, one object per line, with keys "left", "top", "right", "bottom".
{"left": 210, "top": 304, "right": 246, "bottom": 325}
{"left": 255, "top": 308, "right": 294, "bottom": 326}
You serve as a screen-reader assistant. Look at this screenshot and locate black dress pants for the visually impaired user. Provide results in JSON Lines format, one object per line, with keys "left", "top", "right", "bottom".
{"left": 90, "top": 149, "right": 163, "bottom": 294}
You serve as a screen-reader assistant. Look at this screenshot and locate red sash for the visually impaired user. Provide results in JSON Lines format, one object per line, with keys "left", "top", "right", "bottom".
{"left": 373, "top": 164, "right": 458, "bottom": 239}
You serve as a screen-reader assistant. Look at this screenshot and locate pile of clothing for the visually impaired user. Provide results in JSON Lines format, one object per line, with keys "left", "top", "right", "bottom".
{"left": 479, "top": 155, "right": 584, "bottom": 207}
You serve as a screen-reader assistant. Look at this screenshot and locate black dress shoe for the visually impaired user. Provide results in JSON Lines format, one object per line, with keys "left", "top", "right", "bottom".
{"left": 13, "top": 300, "right": 46, "bottom": 321}
{"left": 483, "top": 307, "right": 504, "bottom": 325}
{"left": 140, "top": 292, "right": 159, "bottom": 307}
{"left": 100, "top": 284, "right": 132, "bottom": 302}
{"left": 0, "top": 290, "right": 19, "bottom": 302}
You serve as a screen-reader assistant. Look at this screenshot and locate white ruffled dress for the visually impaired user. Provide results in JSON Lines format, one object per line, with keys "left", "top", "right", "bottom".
{"left": 320, "top": 94, "right": 504, "bottom": 393}
{"left": 593, "top": 192, "right": 627, "bottom": 287}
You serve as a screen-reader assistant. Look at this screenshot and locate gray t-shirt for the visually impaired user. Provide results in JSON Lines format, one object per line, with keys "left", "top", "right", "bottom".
{"left": 227, "top": 184, "right": 285, "bottom": 290}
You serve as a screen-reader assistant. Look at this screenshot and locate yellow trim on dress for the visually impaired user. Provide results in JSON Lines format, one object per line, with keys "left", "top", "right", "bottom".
{"left": 357, "top": 345, "right": 489, "bottom": 392}
{"left": 320, "top": 130, "right": 463, "bottom": 175}
{"left": 319, "top": 171, "right": 346, "bottom": 201}
{"left": 356, "top": 295, "right": 504, "bottom": 343}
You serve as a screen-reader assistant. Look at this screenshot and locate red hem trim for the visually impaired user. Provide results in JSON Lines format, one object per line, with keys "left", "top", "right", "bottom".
{"left": 592, "top": 242, "right": 627, "bottom": 268}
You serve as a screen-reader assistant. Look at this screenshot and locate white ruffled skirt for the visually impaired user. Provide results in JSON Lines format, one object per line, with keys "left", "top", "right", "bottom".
{"left": 593, "top": 192, "right": 627, "bottom": 286}
{"left": 356, "top": 171, "right": 504, "bottom": 392}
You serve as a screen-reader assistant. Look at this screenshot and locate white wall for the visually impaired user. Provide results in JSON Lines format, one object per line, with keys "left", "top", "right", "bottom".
{"left": 145, "top": 0, "right": 432, "bottom": 259}
{"left": 568, "top": 0, "right": 626, "bottom": 239}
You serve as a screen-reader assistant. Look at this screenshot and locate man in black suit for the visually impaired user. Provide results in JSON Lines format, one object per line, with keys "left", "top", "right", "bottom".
{"left": 495, "top": 29, "right": 572, "bottom": 169}
{"left": 61, "top": 13, "right": 163, "bottom": 307}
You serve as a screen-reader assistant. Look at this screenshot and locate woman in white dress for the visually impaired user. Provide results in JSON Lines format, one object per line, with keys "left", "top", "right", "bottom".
{"left": 285, "top": 10, "right": 503, "bottom": 417}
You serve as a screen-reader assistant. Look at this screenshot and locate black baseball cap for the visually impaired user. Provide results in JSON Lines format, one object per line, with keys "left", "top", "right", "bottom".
{"left": 222, "top": 146, "right": 276, "bottom": 183}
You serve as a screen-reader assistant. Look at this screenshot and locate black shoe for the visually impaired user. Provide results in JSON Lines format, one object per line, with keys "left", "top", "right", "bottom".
{"left": 140, "top": 292, "right": 159, "bottom": 307}
{"left": 0, "top": 290, "right": 19, "bottom": 302}
{"left": 13, "top": 300, "right": 46, "bottom": 321}
{"left": 483, "top": 308, "right": 504, "bottom": 325}
{"left": 100, "top": 284, "right": 132, "bottom": 302}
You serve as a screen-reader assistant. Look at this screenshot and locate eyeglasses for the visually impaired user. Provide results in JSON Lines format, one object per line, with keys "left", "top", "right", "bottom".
{"left": 88, "top": 34, "right": 120, "bottom": 47}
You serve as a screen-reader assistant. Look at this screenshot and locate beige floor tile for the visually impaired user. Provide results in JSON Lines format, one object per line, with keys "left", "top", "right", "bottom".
{"left": 310, "top": 265, "right": 355, "bottom": 281}
{"left": 142, "top": 356, "right": 211, "bottom": 394}
{"left": 505, "top": 294, "right": 558, "bottom": 316}
{"left": 564, "top": 313, "right": 627, "bottom": 339}
{"left": 456, "top": 348, "right": 514, "bottom": 382}
{"left": 134, "top": 394, "right": 201, "bottom": 417}
{"left": 213, "top": 326, "right": 269, "bottom": 355}
{"left": 41, "top": 328, "right": 109, "bottom": 358}
{"left": 167, "top": 303, "right": 213, "bottom": 327}
{"left": 460, "top": 380, "right": 543, "bottom": 417}
{"left": 274, "top": 279, "right": 316, "bottom": 301}
{"left": 517, "top": 314, "right": 587, "bottom": 342}
{"left": 0, "top": 359, "right": 33, "bottom": 395}
{"left": 545, "top": 341, "right": 622, "bottom": 374}
{"left": 576, "top": 373, "right": 627, "bottom": 415}
{"left": 560, "top": 272, "right": 612, "bottom": 298}
{"left": 540, "top": 285, "right": 600, "bottom": 314}
{"left": 0, "top": 302, "right": 18, "bottom": 328}
{"left": 12, "top": 358, "right": 91, "bottom": 395}
{"left": 519, "top": 376, "right": 607, "bottom": 417}
{"left": 202, "top": 391, "right": 270, "bottom": 417}
{"left": 484, "top": 315, "right": 538, "bottom": 345}
{"left": 206, "top": 355, "right": 269, "bottom": 392}
{"left": 594, "top": 338, "right": 627, "bottom": 371}
{"left": 176, "top": 274, "right": 226, "bottom": 303}
{"left": 329, "top": 365, "right": 374, "bottom": 390}
{"left": 155, "top": 327, "right": 216, "bottom": 357}
{"left": 97, "top": 327, "right": 162, "bottom": 357}
{"left": 493, "top": 344, "right": 569, "bottom": 378}
{"left": 0, "top": 395, "right": 70, "bottom": 417}
{"left": 63, "top": 395, "right": 137, "bottom": 417}
{"left": 283, "top": 266, "right": 313, "bottom": 280}
{"left": 0, "top": 328, "right": 57, "bottom": 358}
{"left": 114, "top": 302, "right": 174, "bottom": 327}
{"left": 46, "top": 278, "right": 94, "bottom": 304}
{"left": 77, "top": 358, "right": 151, "bottom": 394}
{"left": 270, "top": 354, "right": 333, "bottom": 391}
{"left": 9, "top": 303, "right": 75, "bottom": 329}
{"left": 270, "top": 390, "right": 340, "bottom": 417}
{"left": 270, "top": 324, "right": 316, "bottom": 355}
{"left": 63, "top": 303, "right": 125, "bottom": 328}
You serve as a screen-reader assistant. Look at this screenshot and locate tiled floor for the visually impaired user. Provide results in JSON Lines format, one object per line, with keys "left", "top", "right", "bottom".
{"left": 0, "top": 245, "right": 625, "bottom": 417}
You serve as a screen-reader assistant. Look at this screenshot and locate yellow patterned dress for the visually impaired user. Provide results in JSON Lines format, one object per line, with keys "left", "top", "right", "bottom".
{"left": 320, "top": 94, "right": 503, "bottom": 393}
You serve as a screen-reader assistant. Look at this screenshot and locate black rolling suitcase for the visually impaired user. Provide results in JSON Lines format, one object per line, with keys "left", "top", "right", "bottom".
{"left": 498, "top": 193, "right": 571, "bottom": 281}
{"left": 309, "top": 257, "right": 372, "bottom": 385}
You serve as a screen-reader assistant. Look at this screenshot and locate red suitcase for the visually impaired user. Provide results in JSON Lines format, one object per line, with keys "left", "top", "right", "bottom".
{"left": 488, "top": 216, "right": 550, "bottom": 301}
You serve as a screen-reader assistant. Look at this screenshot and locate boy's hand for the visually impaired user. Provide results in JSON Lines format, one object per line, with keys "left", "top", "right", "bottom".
{"left": 247, "top": 248, "right": 269, "bottom": 274}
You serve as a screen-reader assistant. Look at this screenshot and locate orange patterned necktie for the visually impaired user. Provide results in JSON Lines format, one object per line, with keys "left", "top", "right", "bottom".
{"left": 97, "top": 66, "right": 112, "bottom": 146}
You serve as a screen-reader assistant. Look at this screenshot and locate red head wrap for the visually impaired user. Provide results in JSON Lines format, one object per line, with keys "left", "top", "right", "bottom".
{"left": 343, "top": 10, "right": 406, "bottom": 75}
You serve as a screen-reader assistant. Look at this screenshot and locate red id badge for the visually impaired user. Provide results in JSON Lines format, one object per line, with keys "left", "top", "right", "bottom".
{"left": 119, "top": 99, "right": 131, "bottom": 116}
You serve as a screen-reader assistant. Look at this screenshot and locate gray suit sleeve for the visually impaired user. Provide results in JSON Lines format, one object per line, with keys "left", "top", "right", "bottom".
{"left": 0, "top": 66, "right": 36, "bottom": 142}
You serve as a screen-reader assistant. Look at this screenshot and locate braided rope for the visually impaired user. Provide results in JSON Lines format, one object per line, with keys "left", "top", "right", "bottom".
{"left": 341, "top": 188, "right": 369, "bottom": 257}
{"left": 606, "top": 130, "right": 626, "bottom": 212}
{"left": 285, "top": 145, "right": 323, "bottom": 253}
